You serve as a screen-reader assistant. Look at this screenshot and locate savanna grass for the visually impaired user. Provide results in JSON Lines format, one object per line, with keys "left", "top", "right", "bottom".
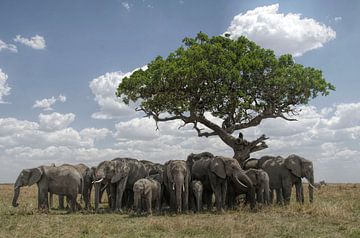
{"left": 1, "top": 184, "right": 360, "bottom": 238}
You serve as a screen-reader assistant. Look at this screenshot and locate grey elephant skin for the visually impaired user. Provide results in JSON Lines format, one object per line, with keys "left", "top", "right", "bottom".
{"left": 12, "top": 165, "right": 82, "bottom": 212}
{"left": 133, "top": 174, "right": 162, "bottom": 215}
{"left": 163, "top": 160, "right": 190, "bottom": 213}
{"left": 93, "top": 157, "right": 147, "bottom": 211}
{"left": 227, "top": 168, "right": 270, "bottom": 207}
{"left": 49, "top": 163, "right": 93, "bottom": 210}
{"left": 244, "top": 154, "right": 315, "bottom": 204}
{"left": 187, "top": 152, "right": 255, "bottom": 212}
{"left": 140, "top": 160, "right": 164, "bottom": 175}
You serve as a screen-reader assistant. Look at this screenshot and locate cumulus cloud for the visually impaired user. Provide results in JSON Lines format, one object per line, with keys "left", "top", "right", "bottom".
{"left": 0, "top": 39, "right": 17, "bottom": 53}
{"left": 0, "top": 115, "right": 114, "bottom": 182}
{"left": 225, "top": 4, "right": 336, "bottom": 57}
{"left": 39, "top": 112, "right": 75, "bottom": 131}
{"left": 33, "top": 94, "right": 67, "bottom": 111}
{"left": 80, "top": 128, "right": 111, "bottom": 142}
{"left": 14, "top": 34, "right": 46, "bottom": 50}
{"left": 0, "top": 69, "right": 11, "bottom": 103}
{"left": 89, "top": 66, "right": 147, "bottom": 120}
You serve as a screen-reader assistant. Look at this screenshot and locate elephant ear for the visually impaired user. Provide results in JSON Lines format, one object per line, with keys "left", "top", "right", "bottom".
{"left": 210, "top": 156, "right": 226, "bottom": 179}
{"left": 28, "top": 168, "right": 43, "bottom": 186}
{"left": 285, "top": 155, "right": 301, "bottom": 177}
{"left": 111, "top": 163, "right": 130, "bottom": 183}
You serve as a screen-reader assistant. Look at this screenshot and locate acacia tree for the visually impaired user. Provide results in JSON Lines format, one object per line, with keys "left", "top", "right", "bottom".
{"left": 116, "top": 32, "right": 334, "bottom": 164}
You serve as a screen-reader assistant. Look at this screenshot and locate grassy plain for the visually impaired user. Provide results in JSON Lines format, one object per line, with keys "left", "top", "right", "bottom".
{"left": 1, "top": 183, "right": 360, "bottom": 238}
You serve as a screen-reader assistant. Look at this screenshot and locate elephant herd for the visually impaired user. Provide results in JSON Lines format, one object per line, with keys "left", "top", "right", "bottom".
{"left": 12, "top": 152, "right": 316, "bottom": 215}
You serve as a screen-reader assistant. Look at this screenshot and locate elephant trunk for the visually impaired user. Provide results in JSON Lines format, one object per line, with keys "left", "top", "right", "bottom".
{"left": 263, "top": 177, "right": 270, "bottom": 205}
{"left": 94, "top": 182, "right": 100, "bottom": 211}
{"left": 12, "top": 186, "right": 20, "bottom": 207}
{"left": 234, "top": 172, "right": 256, "bottom": 209}
{"left": 174, "top": 174, "right": 184, "bottom": 213}
{"left": 196, "top": 190, "right": 202, "bottom": 212}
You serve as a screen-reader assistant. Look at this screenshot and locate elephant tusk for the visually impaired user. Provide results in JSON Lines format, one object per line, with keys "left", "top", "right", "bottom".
{"left": 182, "top": 184, "right": 185, "bottom": 192}
{"left": 308, "top": 182, "right": 318, "bottom": 191}
{"left": 172, "top": 183, "right": 175, "bottom": 190}
{"left": 235, "top": 176, "right": 247, "bottom": 188}
{"left": 93, "top": 178, "right": 104, "bottom": 184}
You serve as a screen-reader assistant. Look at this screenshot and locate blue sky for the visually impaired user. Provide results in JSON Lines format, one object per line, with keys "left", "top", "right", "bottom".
{"left": 1, "top": 0, "right": 360, "bottom": 182}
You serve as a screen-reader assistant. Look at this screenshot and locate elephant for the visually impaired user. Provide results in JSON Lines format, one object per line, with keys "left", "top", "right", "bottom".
{"left": 227, "top": 168, "right": 270, "bottom": 208}
{"left": 187, "top": 152, "right": 255, "bottom": 212}
{"left": 163, "top": 160, "right": 190, "bottom": 213}
{"left": 133, "top": 174, "right": 162, "bottom": 215}
{"left": 244, "top": 154, "right": 315, "bottom": 204}
{"left": 93, "top": 157, "right": 147, "bottom": 211}
{"left": 50, "top": 163, "right": 93, "bottom": 210}
{"left": 140, "top": 160, "right": 164, "bottom": 175}
{"left": 12, "top": 165, "right": 82, "bottom": 212}
{"left": 189, "top": 180, "right": 203, "bottom": 212}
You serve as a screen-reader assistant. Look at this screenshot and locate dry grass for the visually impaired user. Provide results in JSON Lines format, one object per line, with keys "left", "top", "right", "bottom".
{"left": 1, "top": 184, "right": 360, "bottom": 237}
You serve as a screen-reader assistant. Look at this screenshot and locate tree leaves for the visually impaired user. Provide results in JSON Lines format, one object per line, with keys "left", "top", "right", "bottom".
{"left": 117, "top": 32, "right": 334, "bottom": 130}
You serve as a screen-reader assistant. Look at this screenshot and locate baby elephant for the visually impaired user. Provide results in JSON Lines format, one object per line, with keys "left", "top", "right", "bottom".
{"left": 190, "top": 180, "right": 203, "bottom": 212}
{"left": 133, "top": 174, "right": 162, "bottom": 215}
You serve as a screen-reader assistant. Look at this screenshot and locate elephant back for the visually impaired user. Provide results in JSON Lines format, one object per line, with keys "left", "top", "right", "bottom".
{"left": 258, "top": 156, "right": 284, "bottom": 168}
{"left": 186, "top": 152, "right": 214, "bottom": 172}
{"left": 243, "top": 158, "right": 259, "bottom": 169}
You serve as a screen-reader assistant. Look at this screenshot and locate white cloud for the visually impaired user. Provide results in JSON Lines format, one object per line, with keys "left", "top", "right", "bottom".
{"left": 321, "top": 103, "right": 360, "bottom": 129}
{"left": 89, "top": 66, "right": 147, "bottom": 120}
{"left": 0, "top": 69, "right": 11, "bottom": 103}
{"left": 80, "top": 128, "right": 111, "bottom": 142}
{"left": 2, "top": 96, "right": 360, "bottom": 183}
{"left": 39, "top": 112, "right": 75, "bottom": 131}
{"left": 225, "top": 4, "right": 336, "bottom": 57}
{"left": 33, "top": 94, "right": 67, "bottom": 111}
{"left": 14, "top": 35, "right": 46, "bottom": 50}
{"left": 0, "top": 39, "right": 17, "bottom": 53}
{"left": 121, "top": 2, "right": 131, "bottom": 11}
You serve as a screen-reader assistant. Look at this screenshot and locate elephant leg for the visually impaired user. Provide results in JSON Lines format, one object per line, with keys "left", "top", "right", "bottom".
{"left": 134, "top": 192, "right": 141, "bottom": 214}
{"left": 204, "top": 190, "right": 212, "bottom": 210}
{"left": 275, "top": 189, "right": 283, "bottom": 205}
{"left": 155, "top": 195, "right": 161, "bottom": 215}
{"left": 295, "top": 182, "right": 303, "bottom": 204}
{"left": 38, "top": 187, "right": 48, "bottom": 210}
{"left": 83, "top": 184, "right": 89, "bottom": 209}
{"left": 182, "top": 184, "right": 189, "bottom": 212}
{"left": 221, "top": 181, "right": 227, "bottom": 210}
{"left": 169, "top": 190, "right": 176, "bottom": 211}
{"left": 109, "top": 184, "right": 116, "bottom": 210}
{"left": 211, "top": 183, "right": 223, "bottom": 212}
{"left": 67, "top": 195, "right": 75, "bottom": 212}
{"left": 269, "top": 189, "right": 273, "bottom": 204}
{"left": 58, "top": 195, "right": 65, "bottom": 209}
{"left": 146, "top": 192, "right": 152, "bottom": 215}
{"left": 282, "top": 182, "right": 292, "bottom": 205}
{"left": 257, "top": 187, "right": 263, "bottom": 204}
{"left": 301, "top": 184, "right": 305, "bottom": 203}
{"left": 115, "top": 179, "right": 127, "bottom": 211}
